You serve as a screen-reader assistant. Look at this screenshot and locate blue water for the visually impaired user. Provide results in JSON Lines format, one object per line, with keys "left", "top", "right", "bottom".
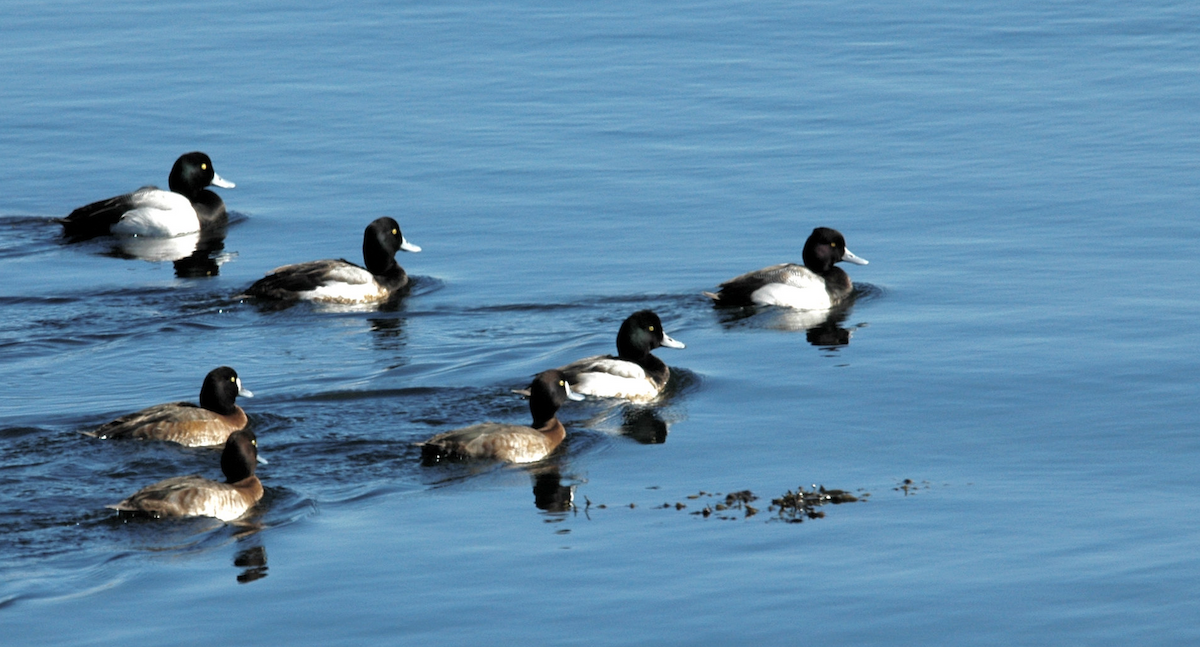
{"left": 3, "top": 0, "right": 1199, "bottom": 644}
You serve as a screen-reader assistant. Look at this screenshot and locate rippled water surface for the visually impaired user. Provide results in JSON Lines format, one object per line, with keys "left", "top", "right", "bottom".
{"left": 3, "top": 1, "right": 1199, "bottom": 644}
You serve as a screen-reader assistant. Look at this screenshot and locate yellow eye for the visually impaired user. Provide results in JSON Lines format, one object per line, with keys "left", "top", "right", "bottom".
{"left": 251, "top": 439, "right": 257, "bottom": 446}
{"left": 649, "top": 325, "right": 655, "bottom": 331}
{"left": 558, "top": 380, "right": 565, "bottom": 386}
{"left": 392, "top": 228, "right": 398, "bottom": 235}
{"left": 231, "top": 376, "right": 237, "bottom": 382}
{"left": 201, "top": 163, "right": 208, "bottom": 170}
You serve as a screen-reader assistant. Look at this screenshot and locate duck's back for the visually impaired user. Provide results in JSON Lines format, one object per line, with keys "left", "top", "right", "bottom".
{"left": 711, "top": 263, "right": 837, "bottom": 309}
{"left": 244, "top": 259, "right": 387, "bottom": 302}
{"left": 560, "top": 354, "right": 666, "bottom": 400}
{"left": 108, "top": 475, "right": 262, "bottom": 521}
{"left": 421, "top": 422, "right": 560, "bottom": 464}
{"left": 90, "top": 402, "right": 246, "bottom": 447}
{"left": 60, "top": 188, "right": 150, "bottom": 240}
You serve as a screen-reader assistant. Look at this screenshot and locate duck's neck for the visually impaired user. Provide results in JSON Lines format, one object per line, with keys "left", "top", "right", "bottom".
{"left": 200, "top": 386, "right": 237, "bottom": 416}
{"left": 822, "top": 267, "right": 853, "bottom": 299}
{"left": 363, "top": 243, "right": 399, "bottom": 277}
{"left": 530, "top": 397, "right": 562, "bottom": 429}
{"left": 616, "top": 337, "right": 649, "bottom": 362}
{"left": 534, "top": 418, "right": 566, "bottom": 447}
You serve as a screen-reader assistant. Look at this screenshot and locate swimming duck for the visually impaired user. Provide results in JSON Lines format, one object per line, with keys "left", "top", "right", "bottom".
{"left": 557, "top": 310, "right": 685, "bottom": 402}
{"left": 240, "top": 217, "right": 420, "bottom": 304}
{"left": 60, "top": 152, "right": 235, "bottom": 240}
{"left": 86, "top": 366, "right": 253, "bottom": 447}
{"left": 418, "top": 370, "right": 584, "bottom": 465}
{"left": 107, "top": 429, "right": 264, "bottom": 522}
{"left": 704, "top": 227, "right": 868, "bottom": 310}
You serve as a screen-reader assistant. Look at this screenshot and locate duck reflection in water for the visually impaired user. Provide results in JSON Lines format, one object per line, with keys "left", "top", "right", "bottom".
{"left": 712, "top": 292, "right": 863, "bottom": 348}
{"left": 234, "top": 543, "right": 269, "bottom": 584}
{"left": 530, "top": 467, "right": 576, "bottom": 513}
{"left": 104, "top": 221, "right": 233, "bottom": 278}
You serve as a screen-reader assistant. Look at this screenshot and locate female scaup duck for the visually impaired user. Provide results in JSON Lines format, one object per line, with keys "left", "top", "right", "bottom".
{"left": 86, "top": 366, "right": 253, "bottom": 448}
{"left": 418, "top": 370, "right": 584, "bottom": 465}
{"left": 557, "top": 310, "right": 685, "bottom": 402}
{"left": 107, "top": 429, "right": 264, "bottom": 522}
{"left": 240, "top": 217, "right": 420, "bottom": 304}
{"left": 60, "top": 151, "right": 235, "bottom": 240}
{"left": 704, "top": 227, "right": 868, "bottom": 310}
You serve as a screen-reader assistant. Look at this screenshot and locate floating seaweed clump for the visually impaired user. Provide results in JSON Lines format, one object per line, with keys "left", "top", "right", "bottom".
{"left": 770, "top": 485, "right": 861, "bottom": 523}
{"left": 676, "top": 490, "right": 761, "bottom": 519}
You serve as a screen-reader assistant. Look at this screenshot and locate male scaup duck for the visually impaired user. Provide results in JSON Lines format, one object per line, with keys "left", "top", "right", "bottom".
{"left": 418, "top": 370, "right": 584, "bottom": 465}
{"left": 240, "top": 217, "right": 420, "bottom": 304}
{"left": 60, "top": 151, "right": 235, "bottom": 240}
{"left": 557, "top": 310, "right": 685, "bottom": 402}
{"left": 107, "top": 429, "right": 264, "bottom": 522}
{"left": 86, "top": 366, "right": 253, "bottom": 448}
{"left": 704, "top": 227, "right": 868, "bottom": 310}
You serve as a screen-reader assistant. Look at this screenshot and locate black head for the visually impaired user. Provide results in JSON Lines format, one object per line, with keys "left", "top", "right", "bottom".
{"left": 615, "top": 310, "right": 685, "bottom": 359}
{"left": 800, "top": 227, "right": 867, "bottom": 274}
{"left": 168, "top": 152, "right": 228, "bottom": 199}
{"left": 527, "top": 369, "right": 583, "bottom": 428}
{"left": 221, "top": 429, "right": 259, "bottom": 483}
{"left": 362, "top": 217, "right": 420, "bottom": 276}
{"left": 198, "top": 366, "right": 250, "bottom": 416}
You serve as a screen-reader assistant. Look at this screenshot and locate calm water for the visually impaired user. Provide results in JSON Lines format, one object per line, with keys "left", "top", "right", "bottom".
{"left": 2, "top": 0, "right": 1199, "bottom": 644}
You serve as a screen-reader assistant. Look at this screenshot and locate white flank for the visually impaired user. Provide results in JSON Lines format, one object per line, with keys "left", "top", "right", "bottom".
{"left": 573, "top": 371, "right": 659, "bottom": 401}
{"left": 111, "top": 189, "right": 199, "bottom": 237}
{"left": 300, "top": 281, "right": 389, "bottom": 303}
{"left": 297, "top": 265, "right": 388, "bottom": 303}
{"left": 750, "top": 282, "right": 833, "bottom": 310}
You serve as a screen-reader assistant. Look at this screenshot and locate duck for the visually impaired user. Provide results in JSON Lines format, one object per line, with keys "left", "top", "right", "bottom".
{"left": 418, "top": 369, "right": 584, "bottom": 465}
{"left": 85, "top": 366, "right": 253, "bottom": 448}
{"left": 107, "top": 429, "right": 264, "bottom": 522}
{"left": 556, "top": 310, "right": 685, "bottom": 402}
{"left": 60, "top": 152, "right": 235, "bottom": 240}
{"left": 240, "top": 217, "right": 420, "bottom": 304}
{"left": 703, "top": 227, "right": 868, "bottom": 310}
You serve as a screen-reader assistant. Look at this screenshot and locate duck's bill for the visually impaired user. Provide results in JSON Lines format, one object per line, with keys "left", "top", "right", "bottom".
{"left": 210, "top": 174, "right": 236, "bottom": 189}
{"left": 400, "top": 237, "right": 421, "bottom": 253}
{"left": 236, "top": 378, "right": 253, "bottom": 398}
{"left": 842, "top": 248, "right": 869, "bottom": 265}
{"left": 256, "top": 454, "right": 269, "bottom": 465}
{"left": 661, "top": 333, "right": 686, "bottom": 349}
{"left": 564, "top": 382, "right": 586, "bottom": 401}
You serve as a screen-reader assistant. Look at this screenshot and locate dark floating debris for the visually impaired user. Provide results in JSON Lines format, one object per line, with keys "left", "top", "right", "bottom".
{"left": 770, "top": 485, "right": 860, "bottom": 523}
{"left": 579, "top": 484, "right": 873, "bottom": 523}
{"left": 688, "top": 489, "right": 759, "bottom": 520}
{"left": 894, "top": 478, "right": 931, "bottom": 495}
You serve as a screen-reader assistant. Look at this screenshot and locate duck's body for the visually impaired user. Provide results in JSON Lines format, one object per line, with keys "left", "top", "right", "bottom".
{"left": 419, "top": 370, "right": 583, "bottom": 465}
{"left": 86, "top": 366, "right": 252, "bottom": 448}
{"left": 108, "top": 430, "right": 263, "bottom": 522}
{"left": 704, "top": 227, "right": 868, "bottom": 310}
{"left": 61, "top": 152, "right": 234, "bottom": 240}
{"left": 558, "top": 310, "right": 685, "bottom": 402}
{"left": 241, "top": 217, "right": 420, "bottom": 304}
